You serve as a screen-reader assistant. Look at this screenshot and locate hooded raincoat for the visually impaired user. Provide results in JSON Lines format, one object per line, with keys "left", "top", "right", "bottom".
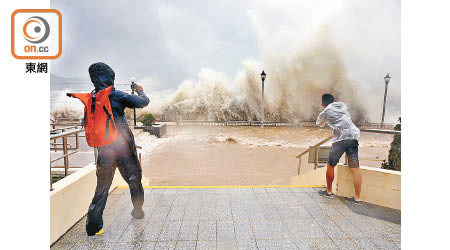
{"left": 316, "top": 102, "right": 360, "bottom": 143}
{"left": 85, "top": 62, "right": 150, "bottom": 236}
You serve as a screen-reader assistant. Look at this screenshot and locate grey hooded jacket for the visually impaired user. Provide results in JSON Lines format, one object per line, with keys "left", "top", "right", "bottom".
{"left": 316, "top": 102, "right": 360, "bottom": 142}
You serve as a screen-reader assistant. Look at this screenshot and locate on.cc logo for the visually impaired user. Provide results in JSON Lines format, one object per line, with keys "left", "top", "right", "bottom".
{"left": 23, "top": 16, "right": 50, "bottom": 44}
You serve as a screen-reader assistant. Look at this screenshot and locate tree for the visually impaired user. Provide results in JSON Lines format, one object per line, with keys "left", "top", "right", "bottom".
{"left": 381, "top": 117, "right": 401, "bottom": 171}
{"left": 141, "top": 113, "right": 156, "bottom": 127}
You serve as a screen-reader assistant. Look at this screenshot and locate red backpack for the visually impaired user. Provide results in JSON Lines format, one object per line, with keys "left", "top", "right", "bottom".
{"left": 67, "top": 86, "right": 118, "bottom": 147}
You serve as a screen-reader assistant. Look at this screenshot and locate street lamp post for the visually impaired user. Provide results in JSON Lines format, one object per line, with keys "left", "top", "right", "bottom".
{"left": 260, "top": 71, "right": 266, "bottom": 128}
{"left": 381, "top": 73, "right": 391, "bottom": 127}
{"left": 130, "top": 76, "right": 137, "bottom": 127}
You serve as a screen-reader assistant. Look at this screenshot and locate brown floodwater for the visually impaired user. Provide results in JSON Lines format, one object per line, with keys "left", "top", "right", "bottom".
{"left": 134, "top": 126, "right": 393, "bottom": 186}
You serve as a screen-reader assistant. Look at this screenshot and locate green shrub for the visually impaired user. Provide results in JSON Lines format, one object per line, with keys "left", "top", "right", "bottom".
{"left": 381, "top": 117, "right": 401, "bottom": 171}
{"left": 141, "top": 113, "right": 156, "bottom": 127}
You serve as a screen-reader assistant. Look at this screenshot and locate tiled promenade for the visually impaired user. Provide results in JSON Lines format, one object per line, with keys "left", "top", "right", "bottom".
{"left": 51, "top": 187, "right": 400, "bottom": 250}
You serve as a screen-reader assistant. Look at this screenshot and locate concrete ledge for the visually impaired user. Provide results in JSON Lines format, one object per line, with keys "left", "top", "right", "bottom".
{"left": 336, "top": 164, "right": 401, "bottom": 210}
{"left": 50, "top": 162, "right": 125, "bottom": 245}
{"left": 290, "top": 166, "right": 336, "bottom": 192}
{"left": 290, "top": 164, "right": 400, "bottom": 210}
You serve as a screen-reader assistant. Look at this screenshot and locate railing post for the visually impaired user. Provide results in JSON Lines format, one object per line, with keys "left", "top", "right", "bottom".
{"left": 50, "top": 163, "right": 53, "bottom": 191}
{"left": 63, "top": 136, "right": 69, "bottom": 176}
{"left": 75, "top": 132, "right": 79, "bottom": 149}
{"left": 94, "top": 148, "right": 98, "bottom": 165}
{"left": 314, "top": 147, "right": 319, "bottom": 170}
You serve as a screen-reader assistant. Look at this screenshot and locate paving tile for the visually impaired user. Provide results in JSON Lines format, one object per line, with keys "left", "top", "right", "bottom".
{"left": 140, "top": 220, "right": 164, "bottom": 241}
{"left": 217, "top": 240, "right": 237, "bottom": 250}
{"left": 352, "top": 238, "right": 379, "bottom": 250}
{"left": 143, "top": 189, "right": 153, "bottom": 195}
{"left": 303, "top": 188, "right": 318, "bottom": 193}
{"left": 294, "top": 192, "right": 315, "bottom": 205}
{"left": 50, "top": 242, "right": 74, "bottom": 250}
{"left": 251, "top": 219, "right": 289, "bottom": 240}
{"left": 158, "top": 220, "right": 182, "bottom": 241}
{"left": 216, "top": 205, "right": 233, "bottom": 220}
{"left": 200, "top": 207, "right": 217, "bottom": 221}
{"left": 250, "top": 220, "right": 272, "bottom": 240}
{"left": 217, "top": 220, "right": 235, "bottom": 240}
{"left": 119, "top": 220, "right": 146, "bottom": 242}
{"left": 95, "top": 242, "right": 136, "bottom": 250}
{"left": 177, "top": 188, "right": 193, "bottom": 194}
{"left": 276, "top": 205, "right": 297, "bottom": 220}
{"left": 252, "top": 187, "right": 266, "bottom": 193}
{"left": 234, "top": 220, "right": 254, "bottom": 240}
{"left": 289, "top": 205, "right": 312, "bottom": 219}
{"left": 183, "top": 207, "right": 201, "bottom": 222}
{"left": 151, "top": 188, "right": 166, "bottom": 194}
{"left": 231, "top": 206, "right": 249, "bottom": 220}
{"left": 371, "top": 238, "right": 400, "bottom": 250}
{"left": 279, "top": 187, "right": 293, "bottom": 193}
{"left": 159, "top": 194, "right": 176, "bottom": 206}
{"left": 290, "top": 187, "right": 306, "bottom": 193}
{"left": 265, "top": 187, "right": 280, "bottom": 193}
{"left": 240, "top": 188, "right": 254, "bottom": 194}
{"left": 331, "top": 239, "right": 359, "bottom": 250}
{"left": 154, "top": 240, "right": 176, "bottom": 250}
{"left": 313, "top": 238, "right": 339, "bottom": 250}
{"left": 316, "top": 219, "right": 348, "bottom": 239}
{"left": 134, "top": 241, "right": 157, "bottom": 250}
{"left": 267, "top": 192, "right": 285, "bottom": 204}
{"left": 256, "top": 239, "right": 298, "bottom": 250}
{"left": 318, "top": 203, "right": 345, "bottom": 219}
{"left": 198, "top": 220, "right": 216, "bottom": 241}
{"left": 173, "top": 194, "right": 189, "bottom": 206}
{"left": 216, "top": 188, "right": 230, "bottom": 194}
{"left": 334, "top": 220, "right": 369, "bottom": 239}
{"left": 261, "top": 205, "right": 281, "bottom": 220}
{"left": 216, "top": 193, "right": 230, "bottom": 206}
{"left": 294, "top": 239, "right": 317, "bottom": 250}
{"left": 303, "top": 203, "right": 329, "bottom": 219}
{"left": 165, "top": 189, "right": 178, "bottom": 195}
{"left": 57, "top": 220, "right": 85, "bottom": 243}
{"left": 68, "top": 241, "right": 97, "bottom": 250}
{"left": 167, "top": 206, "right": 186, "bottom": 221}
{"left": 285, "top": 219, "right": 328, "bottom": 239}
{"left": 175, "top": 240, "right": 196, "bottom": 250}
{"left": 236, "top": 239, "right": 258, "bottom": 250}
{"left": 195, "top": 241, "right": 216, "bottom": 250}
{"left": 52, "top": 188, "right": 401, "bottom": 250}
{"left": 178, "top": 221, "right": 199, "bottom": 241}
{"left": 150, "top": 206, "right": 170, "bottom": 220}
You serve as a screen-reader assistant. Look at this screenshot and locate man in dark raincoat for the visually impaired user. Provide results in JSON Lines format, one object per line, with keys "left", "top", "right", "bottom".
{"left": 85, "top": 62, "right": 149, "bottom": 236}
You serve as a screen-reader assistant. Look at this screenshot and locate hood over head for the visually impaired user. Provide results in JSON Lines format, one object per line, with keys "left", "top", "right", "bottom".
{"left": 88, "top": 62, "right": 115, "bottom": 92}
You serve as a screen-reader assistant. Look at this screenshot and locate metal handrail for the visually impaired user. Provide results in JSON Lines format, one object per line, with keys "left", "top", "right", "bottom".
{"left": 50, "top": 128, "right": 84, "bottom": 191}
{"left": 295, "top": 129, "right": 401, "bottom": 175}
{"left": 296, "top": 135, "right": 333, "bottom": 175}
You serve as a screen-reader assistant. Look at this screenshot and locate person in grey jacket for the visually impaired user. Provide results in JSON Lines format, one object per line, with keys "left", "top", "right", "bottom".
{"left": 316, "top": 94, "right": 362, "bottom": 205}
{"left": 85, "top": 62, "right": 150, "bottom": 236}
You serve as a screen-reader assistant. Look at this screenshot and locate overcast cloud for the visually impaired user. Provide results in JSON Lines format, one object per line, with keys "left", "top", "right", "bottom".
{"left": 51, "top": 0, "right": 400, "bottom": 122}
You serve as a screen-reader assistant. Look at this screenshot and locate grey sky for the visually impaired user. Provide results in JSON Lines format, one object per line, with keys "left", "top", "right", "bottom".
{"left": 51, "top": 0, "right": 260, "bottom": 86}
{"left": 51, "top": 0, "right": 400, "bottom": 122}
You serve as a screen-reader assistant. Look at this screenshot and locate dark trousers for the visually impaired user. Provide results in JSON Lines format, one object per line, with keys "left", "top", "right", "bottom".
{"left": 86, "top": 126, "right": 144, "bottom": 235}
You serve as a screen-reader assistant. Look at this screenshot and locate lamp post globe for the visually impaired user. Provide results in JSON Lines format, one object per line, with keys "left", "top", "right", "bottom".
{"left": 384, "top": 73, "right": 391, "bottom": 84}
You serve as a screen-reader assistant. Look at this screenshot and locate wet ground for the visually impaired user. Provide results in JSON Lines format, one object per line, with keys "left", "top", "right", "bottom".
{"left": 51, "top": 187, "right": 400, "bottom": 250}
{"left": 134, "top": 126, "right": 393, "bottom": 186}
